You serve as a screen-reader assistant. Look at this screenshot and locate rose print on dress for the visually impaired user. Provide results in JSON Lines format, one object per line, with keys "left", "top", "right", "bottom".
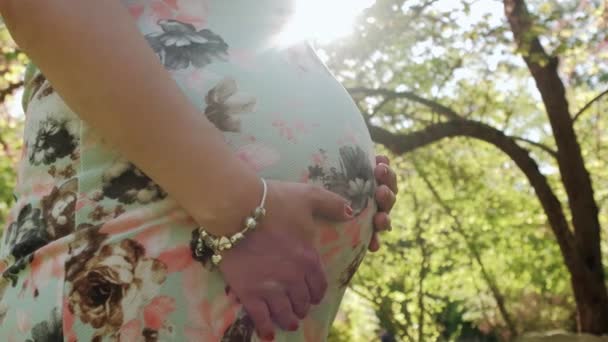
{"left": 146, "top": 20, "right": 229, "bottom": 70}
{"left": 66, "top": 238, "right": 168, "bottom": 339}
{"left": 308, "top": 145, "right": 375, "bottom": 215}
{"left": 101, "top": 159, "right": 168, "bottom": 205}
{"left": 205, "top": 77, "right": 257, "bottom": 132}
{"left": 29, "top": 117, "right": 79, "bottom": 166}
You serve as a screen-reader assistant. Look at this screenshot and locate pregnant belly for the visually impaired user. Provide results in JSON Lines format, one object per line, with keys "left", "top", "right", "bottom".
{"left": 167, "top": 41, "right": 378, "bottom": 290}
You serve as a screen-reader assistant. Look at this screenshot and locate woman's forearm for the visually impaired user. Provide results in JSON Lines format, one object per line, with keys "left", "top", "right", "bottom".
{"left": 0, "top": 0, "right": 262, "bottom": 234}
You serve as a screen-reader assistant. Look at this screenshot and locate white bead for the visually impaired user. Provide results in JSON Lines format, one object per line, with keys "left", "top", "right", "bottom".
{"left": 245, "top": 217, "right": 257, "bottom": 230}
{"left": 212, "top": 254, "right": 222, "bottom": 265}
{"left": 231, "top": 232, "right": 244, "bottom": 243}
{"left": 254, "top": 207, "right": 266, "bottom": 220}
{"left": 218, "top": 236, "right": 232, "bottom": 250}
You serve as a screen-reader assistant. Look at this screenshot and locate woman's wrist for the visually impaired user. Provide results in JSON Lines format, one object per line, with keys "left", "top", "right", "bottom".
{"left": 189, "top": 159, "right": 264, "bottom": 236}
{"left": 194, "top": 178, "right": 268, "bottom": 265}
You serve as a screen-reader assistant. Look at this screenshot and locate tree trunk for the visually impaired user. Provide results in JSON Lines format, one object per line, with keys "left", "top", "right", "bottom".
{"left": 503, "top": 0, "right": 608, "bottom": 333}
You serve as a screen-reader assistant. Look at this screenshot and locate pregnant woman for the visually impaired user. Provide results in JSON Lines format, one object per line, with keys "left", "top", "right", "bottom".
{"left": 0, "top": 0, "right": 397, "bottom": 341}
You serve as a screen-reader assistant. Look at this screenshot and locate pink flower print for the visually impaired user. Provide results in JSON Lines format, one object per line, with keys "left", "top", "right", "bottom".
{"left": 182, "top": 263, "right": 209, "bottom": 303}
{"left": 272, "top": 116, "right": 318, "bottom": 143}
{"left": 99, "top": 210, "right": 147, "bottom": 236}
{"left": 63, "top": 297, "right": 77, "bottom": 342}
{"left": 319, "top": 226, "right": 340, "bottom": 247}
{"left": 184, "top": 297, "right": 239, "bottom": 342}
{"left": 321, "top": 245, "right": 341, "bottom": 265}
{"left": 119, "top": 319, "right": 143, "bottom": 342}
{"left": 25, "top": 255, "right": 53, "bottom": 297}
{"left": 16, "top": 309, "right": 31, "bottom": 334}
{"left": 143, "top": 296, "right": 176, "bottom": 330}
{"left": 303, "top": 319, "right": 325, "bottom": 342}
{"left": 150, "top": 0, "right": 175, "bottom": 21}
{"left": 272, "top": 119, "right": 295, "bottom": 142}
{"left": 343, "top": 220, "right": 362, "bottom": 248}
{"left": 157, "top": 245, "right": 193, "bottom": 274}
{"left": 132, "top": 223, "right": 173, "bottom": 258}
{"left": 181, "top": 262, "right": 240, "bottom": 339}
{"left": 235, "top": 143, "right": 280, "bottom": 172}
{"left": 128, "top": 5, "right": 145, "bottom": 20}
{"left": 162, "top": 0, "right": 178, "bottom": 10}
{"left": 31, "top": 179, "right": 56, "bottom": 198}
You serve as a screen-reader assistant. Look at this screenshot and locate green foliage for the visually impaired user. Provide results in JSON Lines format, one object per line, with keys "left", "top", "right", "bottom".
{"left": 321, "top": 0, "right": 606, "bottom": 340}
{"left": 0, "top": 26, "right": 25, "bottom": 229}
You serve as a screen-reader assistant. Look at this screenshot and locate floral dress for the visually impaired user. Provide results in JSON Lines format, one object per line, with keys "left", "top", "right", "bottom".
{"left": 0, "top": 0, "right": 377, "bottom": 341}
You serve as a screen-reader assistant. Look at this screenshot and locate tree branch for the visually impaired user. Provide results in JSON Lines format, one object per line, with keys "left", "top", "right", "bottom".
{"left": 368, "top": 120, "right": 577, "bottom": 269}
{"left": 573, "top": 89, "right": 608, "bottom": 123}
{"left": 513, "top": 136, "right": 558, "bottom": 159}
{"left": 0, "top": 132, "right": 13, "bottom": 159}
{"left": 0, "top": 80, "right": 24, "bottom": 104}
{"left": 348, "top": 87, "right": 462, "bottom": 121}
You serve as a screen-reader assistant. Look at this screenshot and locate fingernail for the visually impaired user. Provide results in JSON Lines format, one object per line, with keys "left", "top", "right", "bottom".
{"left": 382, "top": 163, "right": 389, "bottom": 176}
{"left": 344, "top": 204, "right": 354, "bottom": 217}
{"left": 265, "top": 332, "right": 275, "bottom": 340}
{"left": 290, "top": 322, "right": 299, "bottom": 331}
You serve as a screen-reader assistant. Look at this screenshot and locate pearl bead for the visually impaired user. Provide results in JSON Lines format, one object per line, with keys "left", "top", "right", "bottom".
{"left": 245, "top": 217, "right": 257, "bottom": 230}
{"left": 254, "top": 207, "right": 266, "bottom": 220}
{"left": 218, "top": 236, "right": 232, "bottom": 251}
{"left": 231, "top": 232, "right": 244, "bottom": 243}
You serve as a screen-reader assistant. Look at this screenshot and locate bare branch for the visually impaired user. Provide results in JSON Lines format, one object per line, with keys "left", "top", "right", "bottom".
{"left": 513, "top": 136, "right": 558, "bottom": 159}
{"left": 0, "top": 132, "right": 13, "bottom": 159}
{"left": 0, "top": 81, "right": 24, "bottom": 104}
{"left": 348, "top": 87, "right": 462, "bottom": 121}
{"left": 573, "top": 89, "right": 608, "bottom": 123}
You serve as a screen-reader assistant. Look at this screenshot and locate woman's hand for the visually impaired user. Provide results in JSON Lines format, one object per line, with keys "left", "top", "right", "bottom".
{"left": 369, "top": 155, "right": 398, "bottom": 252}
{"left": 218, "top": 180, "right": 353, "bottom": 340}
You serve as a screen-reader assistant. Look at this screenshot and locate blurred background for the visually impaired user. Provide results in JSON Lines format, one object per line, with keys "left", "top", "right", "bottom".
{"left": 1, "top": 0, "right": 607, "bottom": 341}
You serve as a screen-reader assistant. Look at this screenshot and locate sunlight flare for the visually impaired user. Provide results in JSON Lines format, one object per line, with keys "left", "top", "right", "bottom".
{"left": 275, "top": 0, "right": 374, "bottom": 46}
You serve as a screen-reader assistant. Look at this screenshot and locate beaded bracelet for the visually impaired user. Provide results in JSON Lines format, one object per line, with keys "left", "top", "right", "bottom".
{"left": 194, "top": 178, "right": 268, "bottom": 266}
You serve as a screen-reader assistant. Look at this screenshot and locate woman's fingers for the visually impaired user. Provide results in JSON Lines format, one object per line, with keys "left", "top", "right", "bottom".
{"left": 373, "top": 211, "right": 392, "bottom": 232}
{"left": 286, "top": 280, "right": 311, "bottom": 319}
{"left": 266, "top": 293, "right": 300, "bottom": 331}
{"left": 308, "top": 185, "right": 352, "bottom": 221}
{"left": 375, "top": 185, "right": 396, "bottom": 214}
{"left": 374, "top": 162, "right": 398, "bottom": 195}
{"left": 303, "top": 251, "right": 328, "bottom": 305}
{"left": 242, "top": 298, "right": 275, "bottom": 341}
{"left": 368, "top": 232, "right": 380, "bottom": 252}
{"left": 376, "top": 155, "right": 390, "bottom": 166}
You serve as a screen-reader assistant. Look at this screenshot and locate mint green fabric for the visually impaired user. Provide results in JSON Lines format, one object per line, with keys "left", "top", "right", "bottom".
{"left": 0, "top": 1, "right": 377, "bottom": 340}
